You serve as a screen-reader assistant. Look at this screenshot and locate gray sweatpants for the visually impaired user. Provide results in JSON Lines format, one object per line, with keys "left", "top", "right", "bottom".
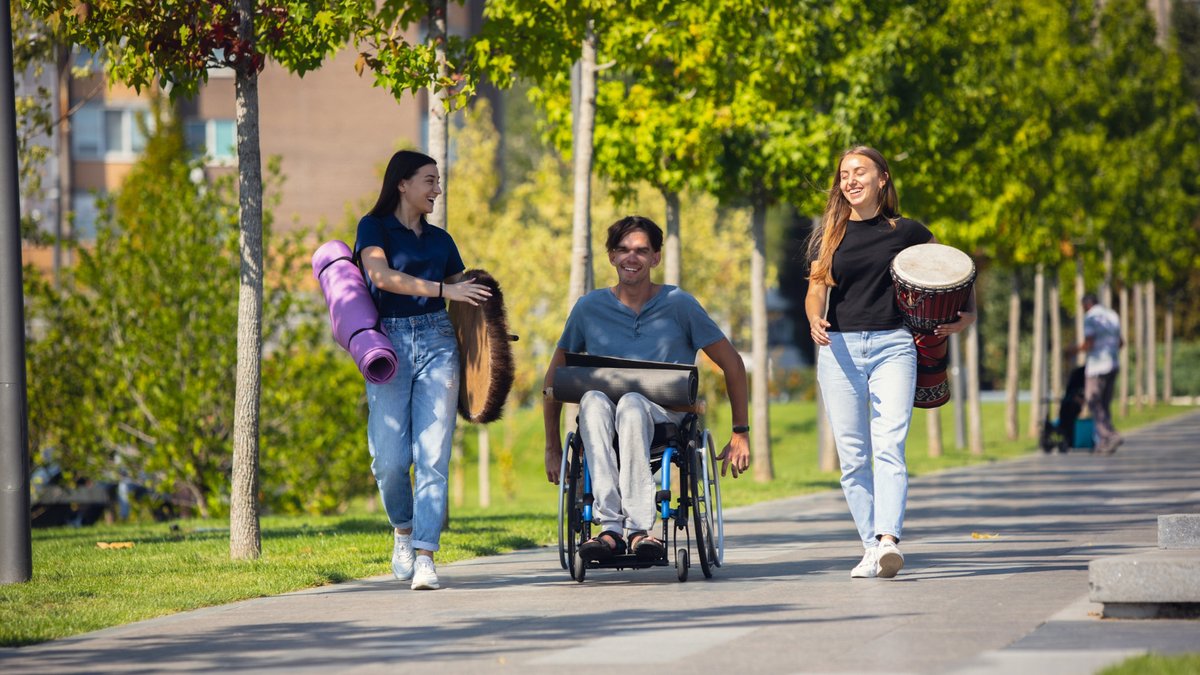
{"left": 578, "top": 390, "right": 685, "bottom": 534}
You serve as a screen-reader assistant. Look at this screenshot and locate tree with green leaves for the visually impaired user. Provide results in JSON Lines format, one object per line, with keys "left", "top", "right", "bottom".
{"left": 25, "top": 108, "right": 372, "bottom": 517}
{"left": 25, "top": 107, "right": 240, "bottom": 516}
{"left": 29, "top": 0, "right": 373, "bottom": 558}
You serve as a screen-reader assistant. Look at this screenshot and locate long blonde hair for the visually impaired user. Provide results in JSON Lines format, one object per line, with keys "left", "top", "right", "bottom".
{"left": 806, "top": 146, "right": 900, "bottom": 286}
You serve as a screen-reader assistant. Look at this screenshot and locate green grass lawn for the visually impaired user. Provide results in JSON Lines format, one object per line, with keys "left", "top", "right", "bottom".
{"left": 0, "top": 400, "right": 1190, "bottom": 647}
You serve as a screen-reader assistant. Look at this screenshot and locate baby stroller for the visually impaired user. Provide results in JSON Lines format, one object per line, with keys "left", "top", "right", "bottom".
{"left": 1040, "top": 366, "right": 1087, "bottom": 453}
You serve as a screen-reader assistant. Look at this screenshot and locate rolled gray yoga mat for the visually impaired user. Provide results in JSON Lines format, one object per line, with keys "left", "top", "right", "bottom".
{"left": 552, "top": 366, "right": 698, "bottom": 408}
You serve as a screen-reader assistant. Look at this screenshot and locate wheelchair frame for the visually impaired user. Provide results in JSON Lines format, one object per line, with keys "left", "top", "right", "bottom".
{"left": 556, "top": 412, "right": 724, "bottom": 582}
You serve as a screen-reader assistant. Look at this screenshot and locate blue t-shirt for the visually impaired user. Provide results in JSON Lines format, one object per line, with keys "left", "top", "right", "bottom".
{"left": 354, "top": 213, "right": 465, "bottom": 318}
{"left": 557, "top": 286, "right": 726, "bottom": 364}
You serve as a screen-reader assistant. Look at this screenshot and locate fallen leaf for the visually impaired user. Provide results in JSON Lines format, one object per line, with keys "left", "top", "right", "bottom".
{"left": 96, "top": 541, "right": 135, "bottom": 549}
{"left": 971, "top": 532, "right": 999, "bottom": 540}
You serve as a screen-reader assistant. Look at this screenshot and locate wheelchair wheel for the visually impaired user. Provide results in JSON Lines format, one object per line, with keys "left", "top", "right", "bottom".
{"left": 676, "top": 547, "right": 689, "bottom": 582}
{"left": 557, "top": 432, "right": 573, "bottom": 570}
{"left": 572, "top": 550, "right": 587, "bottom": 583}
{"left": 565, "top": 433, "right": 588, "bottom": 580}
{"left": 690, "top": 430, "right": 723, "bottom": 572}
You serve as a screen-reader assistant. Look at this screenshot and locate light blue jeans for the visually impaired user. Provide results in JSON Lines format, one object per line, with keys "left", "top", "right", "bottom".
{"left": 817, "top": 328, "right": 917, "bottom": 548}
{"left": 578, "top": 391, "right": 684, "bottom": 534}
{"left": 365, "top": 311, "right": 460, "bottom": 552}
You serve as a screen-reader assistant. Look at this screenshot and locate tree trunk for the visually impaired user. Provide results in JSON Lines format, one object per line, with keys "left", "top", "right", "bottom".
{"left": 926, "top": 408, "right": 943, "bottom": 458}
{"left": 1028, "top": 265, "right": 1045, "bottom": 439}
{"left": 663, "top": 189, "right": 681, "bottom": 287}
{"left": 949, "top": 332, "right": 966, "bottom": 449}
{"left": 1133, "top": 281, "right": 1145, "bottom": 411}
{"left": 427, "top": 0, "right": 452, "bottom": 527}
{"left": 1074, "top": 259, "right": 1086, "bottom": 368}
{"left": 1004, "top": 273, "right": 1020, "bottom": 441}
{"left": 1119, "top": 283, "right": 1130, "bottom": 417}
{"left": 1101, "top": 244, "right": 1113, "bottom": 309}
{"left": 54, "top": 45, "right": 71, "bottom": 285}
{"left": 966, "top": 322, "right": 984, "bottom": 456}
{"left": 568, "top": 24, "right": 596, "bottom": 308}
{"left": 1049, "top": 276, "right": 1062, "bottom": 402}
{"left": 750, "top": 201, "right": 772, "bottom": 481}
{"left": 478, "top": 426, "right": 490, "bottom": 508}
{"left": 816, "top": 382, "right": 836, "bottom": 472}
{"left": 427, "top": 0, "right": 449, "bottom": 230}
{"left": 230, "top": 0, "right": 263, "bottom": 560}
{"left": 1164, "top": 300, "right": 1174, "bottom": 404}
{"left": 1146, "top": 279, "right": 1157, "bottom": 406}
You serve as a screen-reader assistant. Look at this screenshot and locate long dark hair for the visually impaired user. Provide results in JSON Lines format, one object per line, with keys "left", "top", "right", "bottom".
{"left": 806, "top": 146, "right": 899, "bottom": 286}
{"left": 368, "top": 150, "right": 437, "bottom": 218}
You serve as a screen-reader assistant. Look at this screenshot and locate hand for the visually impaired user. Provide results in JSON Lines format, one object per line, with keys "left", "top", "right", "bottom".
{"left": 544, "top": 442, "right": 563, "bottom": 485}
{"left": 933, "top": 311, "right": 975, "bottom": 337}
{"left": 444, "top": 280, "right": 492, "bottom": 306}
{"left": 716, "top": 433, "right": 750, "bottom": 479}
{"left": 809, "top": 318, "right": 832, "bottom": 346}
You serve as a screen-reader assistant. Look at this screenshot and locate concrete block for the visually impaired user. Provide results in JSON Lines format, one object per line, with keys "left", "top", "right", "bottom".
{"left": 1089, "top": 550, "right": 1200, "bottom": 604}
{"left": 1159, "top": 514, "right": 1200, "bottom": 549}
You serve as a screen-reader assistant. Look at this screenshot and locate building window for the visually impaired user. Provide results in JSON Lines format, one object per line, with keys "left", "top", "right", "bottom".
{"left": 72, "top": 103, "right": 151, "bottom": 160}
{"left": 184, "top": 118, "right": 237, "bottom": 164}
{"left": 71, "top": 191, "right": 101, "bottom": 241}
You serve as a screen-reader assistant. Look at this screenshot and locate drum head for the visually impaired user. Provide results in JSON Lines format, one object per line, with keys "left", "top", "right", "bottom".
{"left": 448, "top": 270, "right": 514, "bottom": 424}
{"left": 892, "top": 243, "right": 975, "bottom": 289}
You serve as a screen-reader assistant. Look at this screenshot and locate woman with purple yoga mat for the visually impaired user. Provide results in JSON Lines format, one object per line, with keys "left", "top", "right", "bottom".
{"left": 355, "top": 150, "right": 491, "bottom": 591}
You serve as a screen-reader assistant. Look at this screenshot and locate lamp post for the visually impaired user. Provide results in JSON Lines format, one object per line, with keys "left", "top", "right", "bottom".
{"left": 0, "top": 0, "right": 33, "bottom": 585}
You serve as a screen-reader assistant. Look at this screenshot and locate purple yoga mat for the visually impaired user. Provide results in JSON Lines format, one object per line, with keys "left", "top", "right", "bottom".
{"left": 312, "top": 240, "right": 397, "bottom": 384}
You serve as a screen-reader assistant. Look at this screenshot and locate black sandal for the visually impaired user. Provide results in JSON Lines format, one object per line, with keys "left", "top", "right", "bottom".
{"left": 579, "top": 531, "right": 626, "bottom": 561}
{"left": 629, "top": 531, "right": 666, "bottom": 562}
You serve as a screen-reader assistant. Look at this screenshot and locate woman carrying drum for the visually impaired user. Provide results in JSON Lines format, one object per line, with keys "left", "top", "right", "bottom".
{"left": 804, "top": 146, "right": 975, "bottom": 579}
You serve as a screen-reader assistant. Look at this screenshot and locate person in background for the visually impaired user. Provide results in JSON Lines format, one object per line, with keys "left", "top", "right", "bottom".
{"left": 1075, "top": 293, "right": 1123, "bottom": 454}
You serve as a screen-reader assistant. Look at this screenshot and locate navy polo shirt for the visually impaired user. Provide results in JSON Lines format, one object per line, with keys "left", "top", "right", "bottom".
{"left": 354, "top": 213, "right": 465, "bottom": 318}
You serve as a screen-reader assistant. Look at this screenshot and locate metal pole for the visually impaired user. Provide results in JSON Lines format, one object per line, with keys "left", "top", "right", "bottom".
{"left": 0, "top": 0, "right": 34, "bottom": 584}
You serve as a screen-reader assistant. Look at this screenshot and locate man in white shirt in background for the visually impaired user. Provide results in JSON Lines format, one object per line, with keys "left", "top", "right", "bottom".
{"left": 1077, "top": 293, "right": 1123, "bottom": 454}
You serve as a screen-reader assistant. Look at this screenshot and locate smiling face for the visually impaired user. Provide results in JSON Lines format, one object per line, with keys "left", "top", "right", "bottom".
{"left": 397, "top": 163, "right": 441, "bottom": 217}
{"left": 839, "top": 153, "right": 888, "bottom": 219}
{"left": 608, "top": 229, "right": 660, "bottom": 287}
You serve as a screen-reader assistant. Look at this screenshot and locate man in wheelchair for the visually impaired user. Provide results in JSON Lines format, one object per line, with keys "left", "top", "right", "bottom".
{"left": 543, "top": 215, "right": 751, "bottom": 563}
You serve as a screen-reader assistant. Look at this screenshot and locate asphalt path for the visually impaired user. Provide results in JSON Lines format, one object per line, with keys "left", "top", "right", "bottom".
{"left": 3, "top": 412, "right": 1199, "bottom": 674}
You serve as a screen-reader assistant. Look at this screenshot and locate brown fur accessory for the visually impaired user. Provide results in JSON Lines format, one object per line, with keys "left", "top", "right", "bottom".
{"left": 449, "top": 269, "right": 516, "bottom": 424}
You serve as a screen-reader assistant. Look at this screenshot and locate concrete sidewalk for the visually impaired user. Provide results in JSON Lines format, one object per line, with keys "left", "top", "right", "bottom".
{"left": 3, "top": 413, "right": 1199, "bottom": 674}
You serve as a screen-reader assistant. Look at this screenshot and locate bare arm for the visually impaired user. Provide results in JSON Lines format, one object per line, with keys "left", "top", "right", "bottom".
{"left": 542, "top": 348, "right": 567, "bottom": 484}
{"left": 806, "top": 280, "right": 831, "bottom": 346}
{"left": 360, "top": 246, "right": 491, "bottom": 305}
{"left": 702, "top": 338, "right": 750, "bottom": 479}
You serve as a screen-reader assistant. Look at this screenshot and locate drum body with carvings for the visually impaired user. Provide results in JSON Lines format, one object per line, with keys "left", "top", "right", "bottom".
{"left": 890, "top": 243, "right": 975, "bottom": 409}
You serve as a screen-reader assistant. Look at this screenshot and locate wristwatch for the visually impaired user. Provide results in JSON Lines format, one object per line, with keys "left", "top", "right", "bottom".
{"left": 732, "top": 425, "right": 750, "bottom": 434}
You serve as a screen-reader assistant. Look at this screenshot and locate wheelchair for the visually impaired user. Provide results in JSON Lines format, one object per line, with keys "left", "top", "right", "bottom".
{"left": 556, "top": 411, "right": 724, "bottom": 582}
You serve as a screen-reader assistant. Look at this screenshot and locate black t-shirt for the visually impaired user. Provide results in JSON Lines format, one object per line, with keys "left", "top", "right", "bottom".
{"left": 826, "top": 214, "right": 933, "bottom": 332}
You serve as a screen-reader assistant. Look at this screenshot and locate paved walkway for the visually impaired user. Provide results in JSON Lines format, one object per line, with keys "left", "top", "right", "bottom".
{"left": 3, "top": 413, "right": 1200, "bottom": 674}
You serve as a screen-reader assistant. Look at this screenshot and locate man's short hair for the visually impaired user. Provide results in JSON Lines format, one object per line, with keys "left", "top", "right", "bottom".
{"left": 1082, "top": 292, "right": 1099, "bottom": 306}
{"left": 606, "top": 216, "right": 664, "bottom": 252}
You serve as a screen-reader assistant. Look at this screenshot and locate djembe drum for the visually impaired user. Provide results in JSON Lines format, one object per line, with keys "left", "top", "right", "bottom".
{"left": 890, "top": 243, "right": 976, "bottom": 409}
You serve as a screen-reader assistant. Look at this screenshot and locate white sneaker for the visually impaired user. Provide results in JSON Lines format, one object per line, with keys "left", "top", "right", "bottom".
{"left": 411, "top": 555, "right": 440, "bottom": 590}
{"left": 877, "top": 540, "right": 905, "bottom": 578}
{"left": 851, "top": 547, "right": 879, "bottom": 578}
{"left": 391, "top": 532, "right": 415, "bottom": 581}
